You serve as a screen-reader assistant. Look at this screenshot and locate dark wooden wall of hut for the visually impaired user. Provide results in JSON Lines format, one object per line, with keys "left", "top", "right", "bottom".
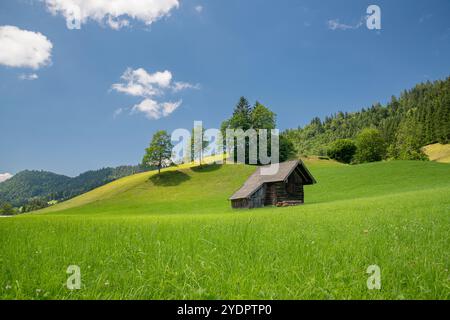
{"left": 249, "top": 185, "right": 266, "bottom": 208}
{"left": 231, "top": 185, "right": 266, "bottom": 209}
{"left": 231, "top": 198, "right": 248, "bottom": 209}
{"left": 264, "top": 170, "right": 305, "bottom": 205}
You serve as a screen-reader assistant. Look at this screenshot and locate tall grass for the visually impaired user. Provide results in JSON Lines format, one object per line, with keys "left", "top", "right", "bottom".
{"left": 0, "top": 161, "right": 449, "bottom": 299}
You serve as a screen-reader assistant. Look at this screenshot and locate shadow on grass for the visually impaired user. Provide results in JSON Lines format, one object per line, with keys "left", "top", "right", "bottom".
{"left": 190, "top": 163, "right": 222, "bottom": 173}
{"left": 150, "top": 170, "right": 191, "bottom": 186}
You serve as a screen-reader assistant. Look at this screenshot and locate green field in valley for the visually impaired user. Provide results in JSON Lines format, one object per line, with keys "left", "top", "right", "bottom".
{"left": 0, "top": 159, "right": 449, "bottom": 299}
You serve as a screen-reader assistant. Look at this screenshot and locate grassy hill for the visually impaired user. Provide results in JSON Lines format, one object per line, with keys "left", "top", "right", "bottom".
{"left": 0, "top": 159, "right": 449, "bottom": 299}
{"left": 423, "top": 143, "right": 450, "bottom": 163}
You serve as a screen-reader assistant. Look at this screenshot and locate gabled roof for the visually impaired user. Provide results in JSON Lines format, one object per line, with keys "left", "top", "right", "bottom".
{"left": 229, "top": 160, "right": 316, "bottom": 200}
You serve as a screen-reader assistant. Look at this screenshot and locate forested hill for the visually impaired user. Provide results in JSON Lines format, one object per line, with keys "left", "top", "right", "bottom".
{"left": 0, "top": 165, "right": 148, "bottom": 207}
{"left": 284, "top": 77, "right": 450, "bottom": 158}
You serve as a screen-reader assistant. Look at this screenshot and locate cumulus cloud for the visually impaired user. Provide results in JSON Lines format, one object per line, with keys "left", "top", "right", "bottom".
{"left": 19, "top": 73, "right": 39, "bottom": 80}
{"left": 112, "top": 68, "right": 172, "bottom": 97}
{"left": 327, "top": 17, "right": 365, "bottom": 31}
{"left": 43, "top": 0, "right": 180, "bottom": 29}
{"left": 112, "top": 68, "right": 198, "bottom": 119}
{"left": 132, "top": 98, "right": 182, "bottom": 120}
{"left": 195, "top": 5, "right": 203, "bottom": 13}
{"left": 0, "top": 26, "right": 53, "bottom": 69}
{"left": 0, "top": 173, "right": 13, "bottom": 183}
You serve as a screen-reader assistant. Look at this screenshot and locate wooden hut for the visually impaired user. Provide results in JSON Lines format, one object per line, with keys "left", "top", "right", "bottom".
{"left": 229, "top": 160, "right": 316, "bottom": 209}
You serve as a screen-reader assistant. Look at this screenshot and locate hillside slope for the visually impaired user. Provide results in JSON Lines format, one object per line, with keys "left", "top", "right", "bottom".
{"left": 423, "top": 143, "right": 450, "bottom": 163}
{"left": 1, "top": 160, "right": 449, "bottom": 300}
{"left": 38, "top": 159, "right": 449, "bottom": 217}
{"left": 37, "top": 162, "right": 256, "bottom": 215}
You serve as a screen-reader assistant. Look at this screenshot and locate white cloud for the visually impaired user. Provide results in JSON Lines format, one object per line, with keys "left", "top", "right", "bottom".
{"left": 111, "top": 68, "right": 172, "bottom": 97}
{"left": 327, "top": 17, "right": 365, "bottom": 31}
{"left": 0, "top": 26, "right": 53, "bottom": 69}
{"left": 195, "top": 5, "right": 203, "bottom": 13}
{"left": 112, "top": 67, "right": 198, "bottom": 120}
{"left": 19, "top": 73, "right": 39, "bottom": 80}
{"left": 132, "top": 98, "right": 181, "bottom": 119}
{"left": 161, "top": 100, "right": 182, "bottom": 116}
{"left": 43, "top": 0, "right": 180, "bottom": 29}
{"left": 172, "top": 81, "right": 200, "bottom": 92}
{"left": 107, "top": 16, "right": 130, "bottom": 30}
{"left": 327, "top": 19, "right": 353, "bottom": 31}
{"left": 0, "top": 173, "right": 13, "bottom": 183}
{"left": 128, "top": 68, "right": 172, "bottom": 88}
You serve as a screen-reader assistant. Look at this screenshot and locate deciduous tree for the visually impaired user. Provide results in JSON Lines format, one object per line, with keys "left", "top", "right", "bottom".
{"left": 142, "top": 131, "right": 173, "bottom": 174}
{"left": 327, "top": 139, "right": 357, "bottom": 164}
{"left": 354, "top": 128, "right": 386, "bottom": 163}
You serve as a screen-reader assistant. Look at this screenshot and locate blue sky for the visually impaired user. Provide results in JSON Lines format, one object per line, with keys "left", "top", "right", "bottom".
{"left": 0, "top": 0, "right": 449, "bottom": 177}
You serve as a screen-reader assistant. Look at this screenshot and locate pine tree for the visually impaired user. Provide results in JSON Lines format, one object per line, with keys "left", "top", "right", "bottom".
{"left": 229, "top": 97, "right": 252, "bottom": 130}
{"left": 393, "top": 110, "right": 428, "bottom": 160}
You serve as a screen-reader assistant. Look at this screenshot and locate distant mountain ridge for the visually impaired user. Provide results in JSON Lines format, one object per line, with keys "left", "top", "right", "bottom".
{"left": 0, "top": 165, "right": 149, "bottom": 207}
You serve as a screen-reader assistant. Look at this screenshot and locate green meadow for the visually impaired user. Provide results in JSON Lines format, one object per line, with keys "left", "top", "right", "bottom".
{"left": 0, "top": 160, "right": 449, "bottom": 299}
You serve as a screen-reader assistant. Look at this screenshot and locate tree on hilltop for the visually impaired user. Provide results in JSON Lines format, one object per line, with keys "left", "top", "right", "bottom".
{"left": 142, "top": 131, "right": 173, "bottom": 174}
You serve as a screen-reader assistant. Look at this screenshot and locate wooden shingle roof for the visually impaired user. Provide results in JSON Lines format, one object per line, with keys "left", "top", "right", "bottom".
{"left": 229, "top": 160, "right": 316, "bottom": 200}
